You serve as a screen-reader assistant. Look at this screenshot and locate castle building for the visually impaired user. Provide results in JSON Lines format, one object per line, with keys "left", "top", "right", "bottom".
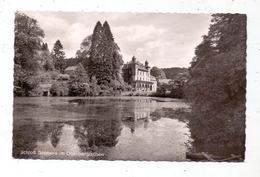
{"left": 122, "top": 56, "right": 157, "bottom": 92}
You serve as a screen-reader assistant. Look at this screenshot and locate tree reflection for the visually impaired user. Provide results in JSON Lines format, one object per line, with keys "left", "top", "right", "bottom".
{"left": 37, "top": 123, "right": 64, "bottom": 148}
{"left": 13, "top": 97, "right": 163, "bottom": 159}
{"left": 49, "top": 124, "right": 63, "bottom": 147}
{"left": 13, "top": 119, "right": 65, "bottom": 159}
{"left": 73, "top": 119, "right": 122, "bottom": 152}
{"left": 13, "top": 119, "right": 40, "bottom": 158}
{"left": 72, "top": 99, "right": 123, "bottom": 152}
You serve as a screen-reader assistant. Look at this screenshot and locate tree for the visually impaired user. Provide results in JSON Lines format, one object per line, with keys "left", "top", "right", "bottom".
{"left": 162, "top": 67, "right": 189, "bottom": 79}
{"left": 75, "top": 35, "right": 92, "bottom": 59}
{"left": 103, "top": 21, "right": 114, "bottom": 41}
{"left": 68, "top": 63, "right": 90, "bottom": 96}
{"left": 185, "top": 14, "right": 246, "bottom": 157}
{"left": 87, "top": 21, "right": 124, "bottom": 86}
{"left": 103, "top": 21, "right": 124, "bottom": 83}
{"left": 150, "top": 66, "right": 166, "bottom": 81}
{"left": 74, "top": 21, "right": 124, "bottom": 92}
{"left": 51, "top": 39, "right": 66, "bottom": 73}
{"left": 14, "top": 12, "right": 45, "bottom": 96}
{"left": 14, "top": 12, "right": 44, "bottom": 73}
{"left": 87, "top": 76, "right": 101, "bottom": 96}
{"left": 87, "top": 21, "right": 111, "bottom": 84}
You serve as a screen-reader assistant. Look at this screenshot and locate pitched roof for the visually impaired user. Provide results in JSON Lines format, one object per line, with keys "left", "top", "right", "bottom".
{"left": 65, "top": 66, "right": 77, "bottom": 71}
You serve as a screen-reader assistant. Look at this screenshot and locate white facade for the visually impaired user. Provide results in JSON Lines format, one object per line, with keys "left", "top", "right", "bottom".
{"left": 123, "top": 56, "right": 157, "bottom": 92}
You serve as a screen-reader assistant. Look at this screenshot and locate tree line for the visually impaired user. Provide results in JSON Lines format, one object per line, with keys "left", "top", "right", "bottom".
{"left": 162, "top": 67, "right": 189, "bottom": 79}
{"left": 185, "top": 14, "right": 246, "bottom": 157}
{"left": 13, "top": 12, "right": 127, "bottom": 97}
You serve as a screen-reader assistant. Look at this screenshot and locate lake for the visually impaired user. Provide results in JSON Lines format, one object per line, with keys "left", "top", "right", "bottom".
{"left": 13, "top": 96, "right": 191, "bottom": 161}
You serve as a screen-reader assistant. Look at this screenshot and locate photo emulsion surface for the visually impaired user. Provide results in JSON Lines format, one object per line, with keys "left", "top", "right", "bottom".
{"left": 13, "top": 12, "right": 246, "bottom": 161}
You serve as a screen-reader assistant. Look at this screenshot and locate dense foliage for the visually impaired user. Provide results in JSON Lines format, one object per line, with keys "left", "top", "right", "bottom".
{"left": 14, "top": 12, "right": 47, "bottom": 96}
{"left": 75, "top": 35, "right": 92, "bottom": 59}
{"left": 162, "top": 67, "right": 188, "bottom": 79}
{"left": 14, "top": 12, "right": 125, "bottom": 97}
{"left": 185, "top": 14, "right": 246, "bottom": 156}
{"left": 150, "top": 66, "right": 166, "bottom": 80}
{"left": 153, "top": 83, "right": 184, "bottom": 99}
{"left": 50, "top": 82, "right": 69, "bottom": 96}
{"left": 65, "top": 58, "right": 82, "bottom": 68}
{"left": 14, "top": 12, "right": 44, "bottom": 71}
{"left": 152, "top": 72, "right": 189, "bottom": 98}
{"left": 68, "top": 63, "right": 90, "bottom": 96}
{"left": 87, "top": 21, "right": 124, "bottom": 86}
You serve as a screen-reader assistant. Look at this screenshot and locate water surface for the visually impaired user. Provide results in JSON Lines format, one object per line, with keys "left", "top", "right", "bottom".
{"left": 13, "top": 97, "right": 190, "bottom": 161}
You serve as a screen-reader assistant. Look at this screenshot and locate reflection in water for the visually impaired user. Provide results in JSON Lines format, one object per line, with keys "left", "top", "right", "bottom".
{"left": 121, "top": 99, "right": 155, "bottom": 134}
{"left": 13, "top": 119, "right": 39, "bottom": 158}
{"left": 109, "top": 118, "right": 189, "bottom": 161}
{"left": 35, "top": 124, "right": 81, "bottom": 159}
{"left": 13, "top": 97, "right": 190, "bottom": 160}
{"left": 73, "top": 119, "right": 122, "bottom": 152}
{"left": 50, "top": 124, "right": 63, "bottom": 147}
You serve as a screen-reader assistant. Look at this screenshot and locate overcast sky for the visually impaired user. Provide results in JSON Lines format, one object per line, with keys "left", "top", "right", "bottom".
{"left": 23, "top": 11, "right": 212, "bottom": 68}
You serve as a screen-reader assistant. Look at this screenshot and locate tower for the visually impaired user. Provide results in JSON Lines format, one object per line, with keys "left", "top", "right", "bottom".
{"left": 132, "top": 56, "right": 136, "bottom": 62}
{"left": 145, "top": 60, "right": 150, "bottom": 78}
{"left": 145, "top": 60, "right": 149, "bottom": 67}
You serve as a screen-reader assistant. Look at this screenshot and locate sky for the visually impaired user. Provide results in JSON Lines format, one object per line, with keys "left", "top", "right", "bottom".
{"left": 23, "top": 11, "right": 212, "bottom": 68}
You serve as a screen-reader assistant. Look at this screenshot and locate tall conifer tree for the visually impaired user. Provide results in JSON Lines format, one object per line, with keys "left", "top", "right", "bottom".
{"left": 103, "top": 21, "right": 124, "bottom": 83}
{"left": 88, "top": 21, "right": 124, "bottom": 85}
{"left": 51, "top": 39, "right": 66, "bottom": 73}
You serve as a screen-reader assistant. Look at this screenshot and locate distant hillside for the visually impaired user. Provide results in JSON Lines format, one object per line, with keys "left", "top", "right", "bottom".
{"left": 65, "top": 58, "right": 83, "bottom": 67}
{"left": 161, "top": 67, "right": 189, "bottom": 79}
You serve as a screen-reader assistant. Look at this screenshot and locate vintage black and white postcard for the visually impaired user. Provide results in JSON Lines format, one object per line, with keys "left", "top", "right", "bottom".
{"left": 13, "top": 11, "right": 247, "bottom": 162}
{"left": 1, "top": 0, "right": 260, "bottom": 177}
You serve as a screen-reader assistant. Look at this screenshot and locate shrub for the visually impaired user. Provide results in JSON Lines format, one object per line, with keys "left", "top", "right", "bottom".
{"left": 156, "top": 84, "right": 167, "bottom": 96}
{"left": 50, "top": 83, "right": 61, "bottom": 96}
{"left": 13, "top": 86, "right": 25, "bottom": 97}
{"left": 99, "top": 90, "right": 113, "bottom": 96}
{"left": 29, "top": 86, "right": 43, "bottom": 97}
{"left": 170, "top": 87, "right": 184, "bottom": 98}
{"left": 128, "top": 92, "right": 133, "bottom": 96}
{"left": 50, "top": 82, "right": 69, "bottom": 96}
{"left": 89, "top": 84, "right": 101, "bottom": 96}
{"left": 50, "top": 71, "right": 60, "bottom": 80}
{"left": 57, "top": 74, "right": 70, "bottom": 81}
{"left": 100, "top": 84, "right": 110, "bottom": 91}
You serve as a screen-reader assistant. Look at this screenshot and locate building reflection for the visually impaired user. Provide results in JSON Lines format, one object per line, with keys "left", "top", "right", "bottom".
{"left": 121, "top": 99, "right": 158, "bottom": 133}
{"left": 13, "top": 98, "right": 163, "bottom": 159}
